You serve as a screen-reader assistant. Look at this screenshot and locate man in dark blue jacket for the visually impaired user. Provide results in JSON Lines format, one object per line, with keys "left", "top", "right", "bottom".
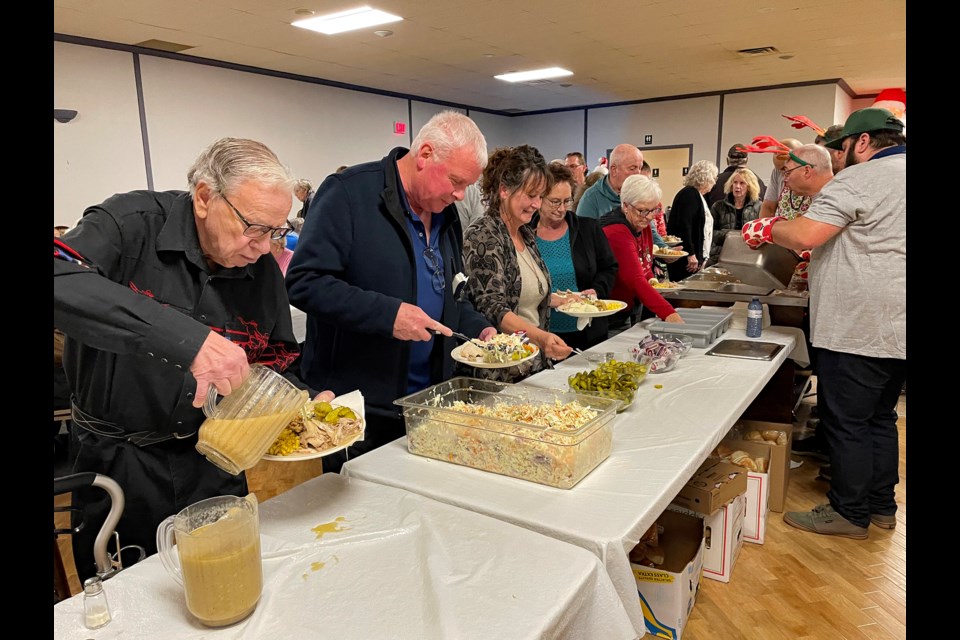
{"left": 287, "top": 111, "right": 495, "bottom": 472}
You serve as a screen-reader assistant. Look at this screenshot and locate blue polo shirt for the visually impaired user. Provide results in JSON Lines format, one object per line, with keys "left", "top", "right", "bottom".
{"left": 398, "top": 186, "right": 445, "bottom": 394}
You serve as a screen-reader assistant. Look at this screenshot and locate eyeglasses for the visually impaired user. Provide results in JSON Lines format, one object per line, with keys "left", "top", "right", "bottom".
{"left": 782, "top": 164, "right": 807, "bottom": 177}
{"left": 220, "top": 193, "right": 293, "bottom": 241}
{"left": 422, "top": 247, "right": 445, "bottom": 295}
{"left": 628, "top": 203, "right": 662, "bottom": 217}
{"left": 544, "top": 197, "right": 575, "bottom": 209}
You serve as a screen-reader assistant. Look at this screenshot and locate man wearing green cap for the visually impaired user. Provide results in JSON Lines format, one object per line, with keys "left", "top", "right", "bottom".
{"left": 741, "top": 107, "right": 906, "bottom": 540}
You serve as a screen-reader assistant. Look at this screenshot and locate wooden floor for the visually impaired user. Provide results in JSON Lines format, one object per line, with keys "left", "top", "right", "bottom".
{"left": 56, "top": 391, "right": 906, "bottom": 640}
{"left": 685, "top": 392, "right": 907, "bottom": 640}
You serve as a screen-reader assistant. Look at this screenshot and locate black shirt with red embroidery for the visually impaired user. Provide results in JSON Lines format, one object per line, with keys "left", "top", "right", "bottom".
{"left": 53, "top": 190, "right": 304, "bottom": 437}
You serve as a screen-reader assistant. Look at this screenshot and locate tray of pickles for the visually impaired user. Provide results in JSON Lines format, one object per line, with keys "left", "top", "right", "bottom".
{"left": 567, "top": 354, "right": 651, "bottom": 412}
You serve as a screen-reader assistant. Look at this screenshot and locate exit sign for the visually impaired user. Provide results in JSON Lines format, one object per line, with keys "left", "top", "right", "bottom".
{"left": 394, "top": 121, "right": 407, "bottom": 135}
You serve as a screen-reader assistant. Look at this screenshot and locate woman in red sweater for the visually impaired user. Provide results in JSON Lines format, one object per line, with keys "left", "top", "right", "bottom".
{"left": 599, "top": 175, "right": 683, "bottom": 324}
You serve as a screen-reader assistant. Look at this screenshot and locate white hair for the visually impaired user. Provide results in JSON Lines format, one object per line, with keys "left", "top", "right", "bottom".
{"left": 187, "top": 138, "right": 295, "bottom": 196}
{"left": 410, "top": 111, "right": 488, "bottom": 169}
{"left": 683, "top": 160, "right": 718, "bottom": 189}
{"left": 619, "top": 174, "right": 662, "bottom": 206}
{"left": 792, "top": 144, "right": 833, "bottom": 175}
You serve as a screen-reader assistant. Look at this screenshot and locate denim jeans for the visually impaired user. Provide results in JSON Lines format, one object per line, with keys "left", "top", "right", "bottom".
{"left": 818, "top": 349, "right": 906, "bottom": 527}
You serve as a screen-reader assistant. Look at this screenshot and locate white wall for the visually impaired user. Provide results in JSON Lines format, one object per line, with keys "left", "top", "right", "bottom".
{"left": 54, "top": 43, "right": 146, "bottom": 226}
{"left": 721, "top": 84, "right": 838, "bottom": 185}
{"left": 510, "top": 110, "right": 586, "bottom": 163}
{"left": 469, "top": 111, "right": 519, "bottom": 152}
{"left": 54, "top": 39, "right": 853, "bottom": 228}
{"left": 139, "top": 55, "right": 409, "bottom": 216}
{"left": 586, "top": 96, "right": 722, "bottom": 173}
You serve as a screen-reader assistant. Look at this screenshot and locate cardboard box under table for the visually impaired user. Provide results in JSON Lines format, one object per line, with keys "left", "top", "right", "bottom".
{"left": 722, "top": 419, "right": 792, "bottom": 513}
{"left": 671, "top": 458, "right": 747, "bottom": 516}
{"left": 670, "top": 493, "right": 745, "bottom": 584}
{"left": 630, "top": 510, "right": 704, "bottom": 640}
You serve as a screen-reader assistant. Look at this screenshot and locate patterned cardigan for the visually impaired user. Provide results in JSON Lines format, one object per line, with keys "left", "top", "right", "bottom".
{"left": 462, "top": 212, "right": 552, "bottom": 380}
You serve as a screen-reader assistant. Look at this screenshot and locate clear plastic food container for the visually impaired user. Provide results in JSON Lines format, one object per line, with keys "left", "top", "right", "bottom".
{"left": 394, "top": 377, "right": 622, "bottom": 489}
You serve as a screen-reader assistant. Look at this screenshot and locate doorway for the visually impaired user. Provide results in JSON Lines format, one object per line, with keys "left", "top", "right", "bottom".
{"left": 637, "top": 145, "right": 692, "bottom": 212}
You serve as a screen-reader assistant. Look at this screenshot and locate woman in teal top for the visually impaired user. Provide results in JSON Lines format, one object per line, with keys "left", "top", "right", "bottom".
{"left": 533, "top": 164, "right": 619, "bottom": 350}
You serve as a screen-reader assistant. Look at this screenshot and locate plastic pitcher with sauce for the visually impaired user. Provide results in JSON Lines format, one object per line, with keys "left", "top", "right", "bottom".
{"left": 156, "top": 494, "right": 262, "bottom": 627}
{"left": 195, "top": 364, "right": 308, "bottom": 475}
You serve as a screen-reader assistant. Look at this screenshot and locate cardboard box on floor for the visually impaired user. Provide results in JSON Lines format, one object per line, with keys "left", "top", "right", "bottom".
{"left": 742, "top": 465, "right": 770, "bottom": 544}
{"left": 670, "top": 493, "right": 745, "bottom": 584}
{"left": 630, "top": 510, "right": 704, "bottom": 640}
{"left": 723, "top": 420, "right": 792, "bottom": 512}
{"left": 671, "top": 458, "right": 748, "bottom": 516}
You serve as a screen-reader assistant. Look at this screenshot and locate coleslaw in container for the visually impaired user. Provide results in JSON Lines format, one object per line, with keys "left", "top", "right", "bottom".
{"left": 394, "top": 377, "right": 621, "bottom": 489}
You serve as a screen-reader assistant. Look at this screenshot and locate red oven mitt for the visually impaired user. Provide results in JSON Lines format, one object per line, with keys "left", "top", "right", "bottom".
{"left": 741, "top": 216, "right": 785, "bottom": 249}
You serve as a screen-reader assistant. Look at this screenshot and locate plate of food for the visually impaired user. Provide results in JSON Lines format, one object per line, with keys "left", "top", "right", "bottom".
{"left": 662, "top": 235, "right": 683, "bottom": 247}
{"left": 451, "top": 333, "right": 540, "bottom": 369}
{"left": 556, "top": 298, "right": 628, "bottom": 318}
{"left": 263, "top": 391, "right": 365, "bottom": 461}
{"left": 650, "top": 279, "right": 686, "bottom": 291}
{"left": 653, "top": 247, "right": 689, "bottom": 258}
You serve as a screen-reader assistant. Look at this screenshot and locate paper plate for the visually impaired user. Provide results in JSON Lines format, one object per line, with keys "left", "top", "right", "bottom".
{"left": 451, "top": 343, "right": 539, "bottom": 369}
{"left": 262, "top": 391, "right": 365, "bottom": 461}
{"left": 556, "top": 299, "right": 628, "bottom": 318}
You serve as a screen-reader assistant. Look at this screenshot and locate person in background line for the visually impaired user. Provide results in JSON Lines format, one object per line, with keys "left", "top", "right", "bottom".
{"left": 54, "top": 225, "right": 70, "bottom": 237}
{"left": 270, "top": 234, "right": 295, "bottom": 276}
{"left": 294, "top": 178, "right": 313, "bottom": 220}
{"left": 760, "top": 137, "right": 810, "bottom": 220}
{"left": 666, "top": 160, "right": 718, "bottom": 281}
{"left": 564, "top": 152, "right": 588, "bottom": 188}
{"left": 463, "top": 144, "right": 573, "bottom": 381}
{"left": 744, "top": 108, "right": 905, "bottom": 540}
{"left": 532, "top": 163, "right": 619, "bottom": 350}
{"left": 576, "top": 144, "right": 643, "bottom": 221}
{"left": 54, "top": 137, "right": 330, "bottom": 580}
{"left": 706, "top": 145, "right": 767, "bottom": 209}
{"left": 600, "top": 175, "right": 683, "bottom": 326}
{"left": 572, "top": 169, "right": 604, "bottom": 213}
{"left": 335, "top": 165, "right": 348, "bottom": 174}
{"left": 816, "top": 124, "right": 846, "bottom": 174}
{"left": 287, "top": 111, "right": 495, "bottom": 473}
{"left": 454, "top": 180, "right": 485, "bottom": 235}
{"left": 707, "top": 168, "right": 763, "bottom": 266}
{"left": 640, "top": 161, "right": 669, "bottom": 244}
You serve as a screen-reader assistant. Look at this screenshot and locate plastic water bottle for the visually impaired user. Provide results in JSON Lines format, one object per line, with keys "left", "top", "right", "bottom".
{"left": 746, "top": 297, "right": 763, "bottom": 338}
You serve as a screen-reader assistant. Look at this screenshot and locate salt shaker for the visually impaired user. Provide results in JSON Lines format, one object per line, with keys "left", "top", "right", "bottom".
{"left": 83, "top": 576, "right": 113, "bottom": 630}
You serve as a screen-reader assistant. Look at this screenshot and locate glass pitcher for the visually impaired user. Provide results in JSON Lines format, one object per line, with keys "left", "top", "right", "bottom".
{"left": 195, "top": 364, "right": 308, "bottom": 475}
{"left": 156, "top": 494, "right": 262, "bottom": 627}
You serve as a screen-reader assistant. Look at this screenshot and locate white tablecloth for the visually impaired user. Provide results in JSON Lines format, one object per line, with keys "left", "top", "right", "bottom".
{"left": 342, "top": 323, "right": 796, "bottom": 636}
{"left": 54, "top": 475, "right": 635, "bottom": 640}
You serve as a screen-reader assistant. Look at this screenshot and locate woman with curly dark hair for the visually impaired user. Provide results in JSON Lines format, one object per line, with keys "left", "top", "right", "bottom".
{"left": 463, "top": 145, "right": 573, "bottom": 380}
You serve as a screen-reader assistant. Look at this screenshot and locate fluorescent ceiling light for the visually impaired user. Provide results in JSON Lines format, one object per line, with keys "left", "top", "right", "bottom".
{"left": 494, "top": 67, "right": 573, "bottom": 83}
{"left": 292, "top": 6, "right": 402, "bottom": 35}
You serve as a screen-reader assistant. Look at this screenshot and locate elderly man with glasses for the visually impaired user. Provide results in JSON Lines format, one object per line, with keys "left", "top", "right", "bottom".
{"left": 54, "top": 137, "right": 328, "bottom": 580}
{"left": 287, "top": 111, "right": 495, "bottom": 473}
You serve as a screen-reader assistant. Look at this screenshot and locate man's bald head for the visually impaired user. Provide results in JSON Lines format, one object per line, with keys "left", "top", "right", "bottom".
{"left": 782, "top": 144, "right": 834, "bottom": 197}
{"left": 608, "top": 144, "right": 644, "bottom": 193}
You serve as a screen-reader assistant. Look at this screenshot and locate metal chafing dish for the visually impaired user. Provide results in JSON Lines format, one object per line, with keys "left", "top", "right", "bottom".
{"left": 713, "top": 231, "right": 799, "bottom": 290}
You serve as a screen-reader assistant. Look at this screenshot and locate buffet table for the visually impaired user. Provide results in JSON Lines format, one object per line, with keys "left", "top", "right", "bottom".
{"left": 341, "top": 323, "right": 796, "bottom": 636}
{"left": 53, "top": 474, "right": 635, "bottom": 640}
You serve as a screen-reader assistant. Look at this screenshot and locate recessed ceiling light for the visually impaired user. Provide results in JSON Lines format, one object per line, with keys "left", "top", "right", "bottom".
{"left": 292, "top": 6, "right": 403, "bottom": 35}
{"left": 374, "top": 29, "right": 393, "bottom": 37}
{"left": 482, "top": 53, "right": 495, "bottom": 58}
{"left": 494, "top": 67, "right": 573, "bottom": 83}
